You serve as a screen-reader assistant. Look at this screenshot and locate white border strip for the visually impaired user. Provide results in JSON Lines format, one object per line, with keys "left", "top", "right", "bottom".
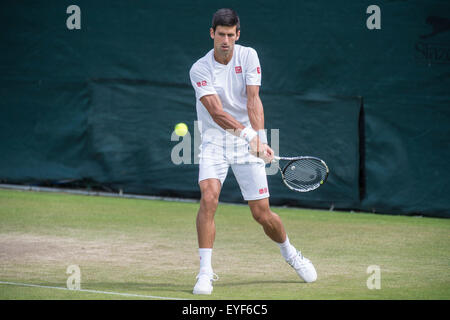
{"left": 0, "top": 281, "right": 189, "bottom": 300}
{"left": 0, "top": 183, "right": 200, "bottom": 203}
{"left": 0, "top": 183, "right": 256, "bottom": 207}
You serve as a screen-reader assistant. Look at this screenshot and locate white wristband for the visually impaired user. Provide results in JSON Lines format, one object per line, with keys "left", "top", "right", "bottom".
{"left": 240, "top": 127, "right": 257, "bottom": 143}
{"left": 257, "top": 129, "right": 267, "bottom": 144}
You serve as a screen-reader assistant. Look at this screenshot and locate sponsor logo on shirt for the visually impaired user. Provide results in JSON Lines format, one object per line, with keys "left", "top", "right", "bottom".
{"left": 259, "top": 187, "right": 268, "bottom": 194}
{"left": 196, "top": 80, "right": 207, "bottom": 87}
{"left": 235, "top": 66, "right": 242, "bottom": 74}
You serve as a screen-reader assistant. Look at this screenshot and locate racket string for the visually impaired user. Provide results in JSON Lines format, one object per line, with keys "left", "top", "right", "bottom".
{"left": 283, "top": 159, "right": 327, "bottom": 191}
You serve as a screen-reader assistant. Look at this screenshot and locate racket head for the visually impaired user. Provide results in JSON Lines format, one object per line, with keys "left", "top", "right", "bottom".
{"left": 277, "top": 156, "right": 329, "bottom": 192}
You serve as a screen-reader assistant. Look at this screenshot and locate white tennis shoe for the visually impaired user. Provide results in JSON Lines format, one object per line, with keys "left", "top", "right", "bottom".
{"left": 286, "top": 251, "right": 317, "bottom": 283}
{"left": 193, "top": 271, "right": 219, "bottom": 295}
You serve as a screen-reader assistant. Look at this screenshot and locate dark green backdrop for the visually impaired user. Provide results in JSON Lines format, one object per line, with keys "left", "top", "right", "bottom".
{"left": 0, "top": 1, "right": 449, "bottom": 217}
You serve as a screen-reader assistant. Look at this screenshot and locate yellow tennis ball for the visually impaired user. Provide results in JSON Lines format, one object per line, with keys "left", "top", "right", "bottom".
{"left": 174, "top": 123, "right": 188, "bottom": 136}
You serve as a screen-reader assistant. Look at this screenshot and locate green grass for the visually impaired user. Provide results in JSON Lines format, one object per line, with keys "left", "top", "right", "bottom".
{"left": 0, "top": 188, "right": 449, "bottom": 300}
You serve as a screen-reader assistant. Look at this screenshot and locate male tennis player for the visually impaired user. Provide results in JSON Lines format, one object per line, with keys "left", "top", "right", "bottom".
{"left": 189, "top": 8, "right": 317, "bottom": 295}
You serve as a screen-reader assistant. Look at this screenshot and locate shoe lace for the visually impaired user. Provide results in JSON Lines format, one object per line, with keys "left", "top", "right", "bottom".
{"left": 196, "top": 272, "right": 219, "bottom": 282}
{"left": 287, "top": 251, "right": 309, "bottom": 270}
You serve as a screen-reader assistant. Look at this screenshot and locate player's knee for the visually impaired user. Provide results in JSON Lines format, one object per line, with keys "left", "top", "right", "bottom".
{"left": 201, "top": 191, "right": 219, "bottom": 211}
{"left": 252, "top": 213, "right": 266, "bottom": 225}
{"left": 252, "top": 209, "right": 273, "bottom": 226}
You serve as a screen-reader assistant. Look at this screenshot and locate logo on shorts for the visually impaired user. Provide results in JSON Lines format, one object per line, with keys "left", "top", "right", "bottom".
{"left": 235, "top": 66, "right": 242, "bottom": 74}
{"left": 197, "top": 80, "right": 207, "bottom": 87}
{"left": 259, "top": 187, "right": 268, "bottom": 194}
{"left": 257, "top": 67, "right": 261, "bottom": 74}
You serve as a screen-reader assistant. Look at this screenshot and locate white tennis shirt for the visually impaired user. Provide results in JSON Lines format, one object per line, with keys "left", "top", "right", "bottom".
{"left": 189, "top": 44, "right": 262, "bottom": 147}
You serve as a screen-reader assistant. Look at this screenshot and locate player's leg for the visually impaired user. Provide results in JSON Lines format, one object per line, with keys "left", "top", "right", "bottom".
{"left": 247, "top": 197, "right": 286, "bottom": 243}
{"left": 193, "top": 178, "right": 221, "bottom": 295}
{"left": 231, "top": 160, "right": 287, "bottom": 244}
{"left": 232, "top": 157, "right": 317, "bottom": 283}
{"left": 197, "top": 178, "right": 221, "bottom": 250}
{"left": 248, "top": 198, "right": 317, "bottom": 282}
{"left": 248, "top": 198, "right": 296, "bottom": 261}
{"left": 194, "top": 144, "right": 228, "bottom": 294}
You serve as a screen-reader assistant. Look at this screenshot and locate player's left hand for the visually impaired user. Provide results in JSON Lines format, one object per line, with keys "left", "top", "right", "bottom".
{"left": 261, "top": 144, "right": 274, "bottom": 163}
{"left": 249, "top": 136, "right": 274, "bottom": 163}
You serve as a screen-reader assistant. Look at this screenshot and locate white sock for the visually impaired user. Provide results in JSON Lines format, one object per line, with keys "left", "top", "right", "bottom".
{"left": 277, "top": 236, "right": 297, "bottom": 261}
{"left": 198, "top": 248, "right": 213, "bottom": 274}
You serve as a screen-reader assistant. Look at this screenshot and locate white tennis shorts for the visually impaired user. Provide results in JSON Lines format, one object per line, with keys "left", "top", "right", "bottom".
{"left": 198, "top": 142, "right": 269, "bottom": 201}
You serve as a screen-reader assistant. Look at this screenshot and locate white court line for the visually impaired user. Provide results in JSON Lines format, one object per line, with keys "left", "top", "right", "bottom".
{"left": 0, "top": 281, "right": 189, "bottom": 300}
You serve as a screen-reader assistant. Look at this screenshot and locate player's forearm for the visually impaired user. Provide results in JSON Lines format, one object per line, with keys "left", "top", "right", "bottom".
{"left": 200, "top": 94, "right": 245, "bottom": 136}
{"left": 246, "top": 85, "right": 267, "bottom": 145}
{"left": 247, "top": 96, "right": 273, "bottom": 161}
{"left": 210, "top": 109, "right": 245, "bottom": 136}
{"left": 247, "top": 94, "right": 264, "bottom": 131}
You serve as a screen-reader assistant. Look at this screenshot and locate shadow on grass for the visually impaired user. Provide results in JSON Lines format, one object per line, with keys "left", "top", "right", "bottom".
{"left": 216, "top": 280, "right": 304, "bottom": 287}
{"left": 79, "top": 279, "right": 305, "bottom": 296}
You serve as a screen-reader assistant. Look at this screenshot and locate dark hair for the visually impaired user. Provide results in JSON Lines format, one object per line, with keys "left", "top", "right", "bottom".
{"left": 212, "top": 8, "right": 240, "bottom": 32}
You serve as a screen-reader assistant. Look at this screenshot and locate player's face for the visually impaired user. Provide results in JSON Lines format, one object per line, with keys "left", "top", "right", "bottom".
{"left": 210, "top": 25, "right": 240, "bottom": 56}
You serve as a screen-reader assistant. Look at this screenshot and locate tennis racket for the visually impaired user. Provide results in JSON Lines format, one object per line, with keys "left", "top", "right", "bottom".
{"left": 273, "top": 156, "right": 329, "bottom": 192}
